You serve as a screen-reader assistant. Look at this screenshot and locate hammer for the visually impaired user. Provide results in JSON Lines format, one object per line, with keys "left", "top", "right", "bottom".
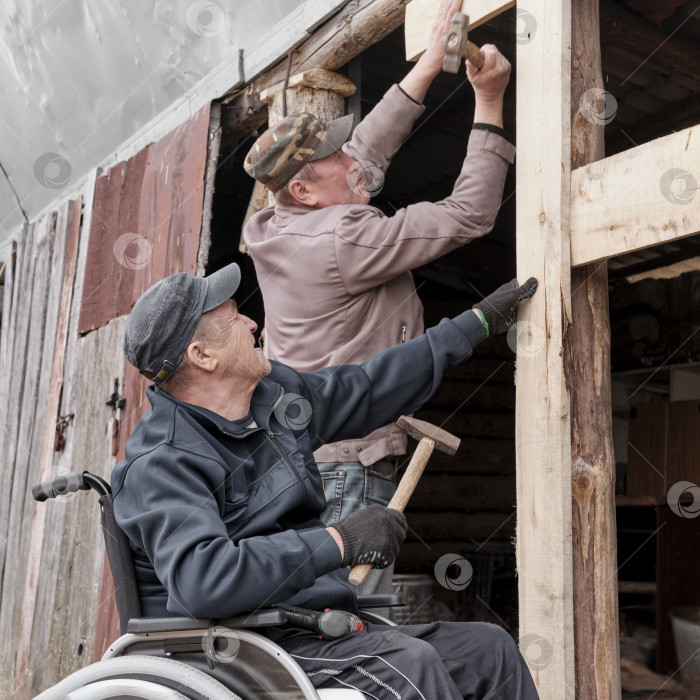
{"left": 348, "top": 416, "right": 460, "bottom": 586}
{"left": 443, "top": 12, "right": 485, "bottom": 73}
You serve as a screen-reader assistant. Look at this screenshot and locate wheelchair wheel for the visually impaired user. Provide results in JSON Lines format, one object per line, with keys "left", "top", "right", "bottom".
{"left": 33, "top": 655, "right": 241, "bottom": 699}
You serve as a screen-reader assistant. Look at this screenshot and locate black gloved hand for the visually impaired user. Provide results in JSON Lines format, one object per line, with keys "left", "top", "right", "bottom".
{"left": 329, "top": 505, "right": 407, "bottom": 569}
{"left": 473, "top": 277, "right": 538, "bottom": 336}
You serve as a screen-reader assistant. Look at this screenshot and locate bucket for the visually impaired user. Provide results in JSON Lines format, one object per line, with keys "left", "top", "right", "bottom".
{"left": 392, "top": 574, "right": 435, "bottom": 625}
{"left": 669, "top": 607, "right": 700, "bottom": 682}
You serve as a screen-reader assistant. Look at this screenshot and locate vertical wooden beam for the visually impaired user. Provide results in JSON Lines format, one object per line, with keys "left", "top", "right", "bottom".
{"left": 569, "top": 0, "right": 621, "bottom": 697}
{"left": 515, "top": 0, "right": 575, "bottom": 696}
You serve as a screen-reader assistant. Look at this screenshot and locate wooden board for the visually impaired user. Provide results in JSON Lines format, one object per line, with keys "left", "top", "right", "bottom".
{"left": 627, "top": 403, "right": 667, "bottom": 499}
{"left": 514, "top": 0, "right": 575, "bottom": 696}
{"left": 78, "top": 103, "right": 210, "bottom": 334}
{"left": 570, "top": 127, "right": 700, "bottom": 266}
{"left": 404, "top": 0, "right": 515, "bottom": 62}
{"left": 0, "top": 210, "right": 63, "bottom": 698}
{"left": 14, "top": 200, "right": 80, "bottom": 692}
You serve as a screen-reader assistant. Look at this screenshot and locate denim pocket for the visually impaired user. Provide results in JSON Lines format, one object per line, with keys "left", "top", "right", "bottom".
{"left": 364, "top": 467, "right": 397, "bottom": 508}
{"left": 320, "top": 470, "right": 345, "bottom": 524}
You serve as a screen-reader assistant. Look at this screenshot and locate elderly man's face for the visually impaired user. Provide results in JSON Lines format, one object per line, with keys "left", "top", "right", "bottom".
{"left": 310, "top": 148, "right": 371, "bottom": 207}
{"left": 205, "top": 300, "right": 270, "bottom": 383}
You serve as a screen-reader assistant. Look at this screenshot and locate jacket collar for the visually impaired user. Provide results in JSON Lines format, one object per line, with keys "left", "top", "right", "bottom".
{"left": 146, "top": 377, "right": 284, "bottom": 437}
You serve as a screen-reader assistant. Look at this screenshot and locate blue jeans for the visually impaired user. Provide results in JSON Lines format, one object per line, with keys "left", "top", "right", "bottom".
{"left": 317, "top": 459, "right": 398, "bottom": 599}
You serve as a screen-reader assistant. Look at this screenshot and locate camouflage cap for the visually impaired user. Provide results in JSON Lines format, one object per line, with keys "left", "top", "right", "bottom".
{"left": 244, "top": 112, "right": 354, "bottom": 192}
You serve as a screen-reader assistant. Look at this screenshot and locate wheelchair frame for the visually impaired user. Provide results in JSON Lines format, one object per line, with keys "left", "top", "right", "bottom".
{"left": 31, "top": 471, "right": 400, "bottom": 700}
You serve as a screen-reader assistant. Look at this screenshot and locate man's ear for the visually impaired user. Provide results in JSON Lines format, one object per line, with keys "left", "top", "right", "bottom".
{"left": 185, "top": 340, "right": 219, "bottom": 372}
{"left": 288, "top": 178, "right": 319, "bottom": 208}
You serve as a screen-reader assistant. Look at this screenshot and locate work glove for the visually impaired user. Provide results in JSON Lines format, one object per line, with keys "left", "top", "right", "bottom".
{"left": 329, "top": 505, "right": 407, "bottom": 569}
{"left": 473, "top": 277, "right": 538, "bottom": 337}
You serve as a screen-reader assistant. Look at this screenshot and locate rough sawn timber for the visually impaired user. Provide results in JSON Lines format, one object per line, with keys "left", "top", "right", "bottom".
{"left": 515, "top": 0, "right": 575, "bottom": 696}
{"left": 570, "top": 126, "right": 699, "bottom": 266}
{"left": 404, "top": 0, "right": 515, "bottom": 61}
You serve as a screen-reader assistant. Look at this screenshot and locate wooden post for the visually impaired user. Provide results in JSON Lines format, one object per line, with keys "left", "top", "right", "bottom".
{"left": 515, "top": 0, "right": 575, "bottom": 696}
{"left": 243, "top": 69, "right": 356, "bottom": 219}
{"left": 569, "top": 0, "right": 621, "bottom": 697}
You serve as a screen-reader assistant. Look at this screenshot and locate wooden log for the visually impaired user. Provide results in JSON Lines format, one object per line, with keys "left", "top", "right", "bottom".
{"left": 404, "top": 510, "right": 516, "bottom": 540}
{"left": 408, "top": 474, "right": 515, "bottom": 510}
{"left": 404, "top": 0, "right": 515, "bottom": 62}
{"left": 515, "top": 0, "right": 575, "bottom": 695}
{"left": 610, "top": 314, "right": 659, "bottom": 349}
{"left": 600, "top": 1, "right": 700, "bottom": 90}
{"left": 568, "top": 1, "right": 621, "bottom": 696}
{"left": 609, "top": 278, "right": 665, "bottom": 314}
{"left": 416, "top": 438, "right": 514, "bottom": 474}
{"left": 224, "top": 0, "right": 409, "bottom": 134}
{"left": 619, "top": 0, "right": 689, "bottom": 25}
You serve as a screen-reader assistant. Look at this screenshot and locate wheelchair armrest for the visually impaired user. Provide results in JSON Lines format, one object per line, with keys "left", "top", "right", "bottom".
{"left": 357, "top": 594, "right": 404, "bottom": 609}
{"left": 126, "top": 608, "right": 288, "bottom": 634}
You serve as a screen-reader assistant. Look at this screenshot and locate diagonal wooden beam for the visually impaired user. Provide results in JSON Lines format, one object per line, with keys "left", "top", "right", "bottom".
{"left": 570, "top": 125, "right": 700, "bottom": 266}
{"left": 404, "top": 0, "right": 515, "bottom": 61}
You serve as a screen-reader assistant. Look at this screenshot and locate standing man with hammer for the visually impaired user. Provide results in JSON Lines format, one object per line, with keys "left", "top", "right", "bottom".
{"left": 243, "top": 0, "right": 513, "bottom": 598}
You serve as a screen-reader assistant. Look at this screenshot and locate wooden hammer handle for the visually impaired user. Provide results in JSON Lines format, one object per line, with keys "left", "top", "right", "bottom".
{"left": 465, "top": 41, "right": 484, "bottom": 69}
{"left": 348, "top": 437, "right": 436, "bottom": 586}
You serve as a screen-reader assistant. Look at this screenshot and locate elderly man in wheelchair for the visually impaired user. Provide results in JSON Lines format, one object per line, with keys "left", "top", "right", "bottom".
{"left": 34, "top": 264, "right": 539, "bottom": 699}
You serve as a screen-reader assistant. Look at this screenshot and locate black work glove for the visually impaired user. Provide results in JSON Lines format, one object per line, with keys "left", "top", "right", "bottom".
{"left": 329, "top": 505, "right": 407, "bottom": 569}
{"left": 473, "top": 277, "right": 538, "bottom": 336}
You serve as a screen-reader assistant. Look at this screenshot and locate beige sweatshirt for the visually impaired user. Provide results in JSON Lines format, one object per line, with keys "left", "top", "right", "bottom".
{"left": 244, "top": 84, "right": 515, "bottom": 465}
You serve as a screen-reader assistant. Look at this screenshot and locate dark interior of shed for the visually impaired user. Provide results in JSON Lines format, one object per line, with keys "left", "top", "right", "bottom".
{"left": 206, "top": 0, "right": 700, "bottom": 681}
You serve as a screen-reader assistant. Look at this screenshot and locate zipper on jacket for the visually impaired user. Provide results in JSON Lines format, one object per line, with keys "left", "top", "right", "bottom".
{"left": 267, "top": 430, "right": 307, "bottom": 497}
{"left": 401, "top": 324, "right": 406, "bottom": 343}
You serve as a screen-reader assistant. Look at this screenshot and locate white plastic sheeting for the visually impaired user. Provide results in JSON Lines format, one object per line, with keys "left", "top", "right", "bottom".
{"left": 0, "top": 0, "right": 349, "bottom": 260}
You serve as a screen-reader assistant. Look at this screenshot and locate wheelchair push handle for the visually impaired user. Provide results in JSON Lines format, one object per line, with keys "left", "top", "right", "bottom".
{"left": 32, "top": 471, "right": 110, "bottom": 501}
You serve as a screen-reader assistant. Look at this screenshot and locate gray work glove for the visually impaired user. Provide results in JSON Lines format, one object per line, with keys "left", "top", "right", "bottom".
{"left": 473, "top": 277, "right": 538, "bottom": 336}
{"left": 330, "top": 505, "right": 407, "bottom": 569}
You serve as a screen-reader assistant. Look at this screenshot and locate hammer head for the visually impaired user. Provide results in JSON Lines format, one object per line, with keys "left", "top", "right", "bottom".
{"left": 443, "top": 12, "right": 469, "bottom": 74}
{"left": 396, "top": 416, "right": 460, "bottom": 455}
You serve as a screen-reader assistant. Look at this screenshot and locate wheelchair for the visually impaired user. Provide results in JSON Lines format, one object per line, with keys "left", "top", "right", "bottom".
{"left": 32, "top": 471, "right": 403, "bottom": 700}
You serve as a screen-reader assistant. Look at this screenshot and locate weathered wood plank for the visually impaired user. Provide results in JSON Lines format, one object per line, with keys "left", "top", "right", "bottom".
{"left": 515, "top": 0, "right": 575, "bottom": 696}
{"left": 17, "top": 200, "right": 81, "bottom": 695}
{"left": 404, "top": 0, "right": 515, "bottom": 61}
{"left": 0, "top": 212, "right": 57, "bottom": 698}
{"left": 409, "top": 474, "right": 515, "bottom": 510}
{"left": 569, "top": 1, "right": 621, "bottom": 696}
{"left": 570, "top": 126, "right": 699, "bottom": 266}
{"left": 36, "top": 318, "right": 128, "bottom": 696}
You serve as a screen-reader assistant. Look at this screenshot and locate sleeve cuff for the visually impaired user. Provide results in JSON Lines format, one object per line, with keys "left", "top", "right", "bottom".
{"left": 299, "top": 527, "right": 343, "bottom": 575}
{"left": 472, "top": 123, "right": 515, "bottom": 146}
{"left": 452, "top": 309, "right": 488, "bottom": 346}
{"left": 397, "top": 84, "right": 424, "bottom": 107}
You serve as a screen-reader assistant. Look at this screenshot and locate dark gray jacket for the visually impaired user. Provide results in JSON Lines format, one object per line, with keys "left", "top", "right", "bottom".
{"left": 111, "top": 311, "right": 486, "bottom": 619}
